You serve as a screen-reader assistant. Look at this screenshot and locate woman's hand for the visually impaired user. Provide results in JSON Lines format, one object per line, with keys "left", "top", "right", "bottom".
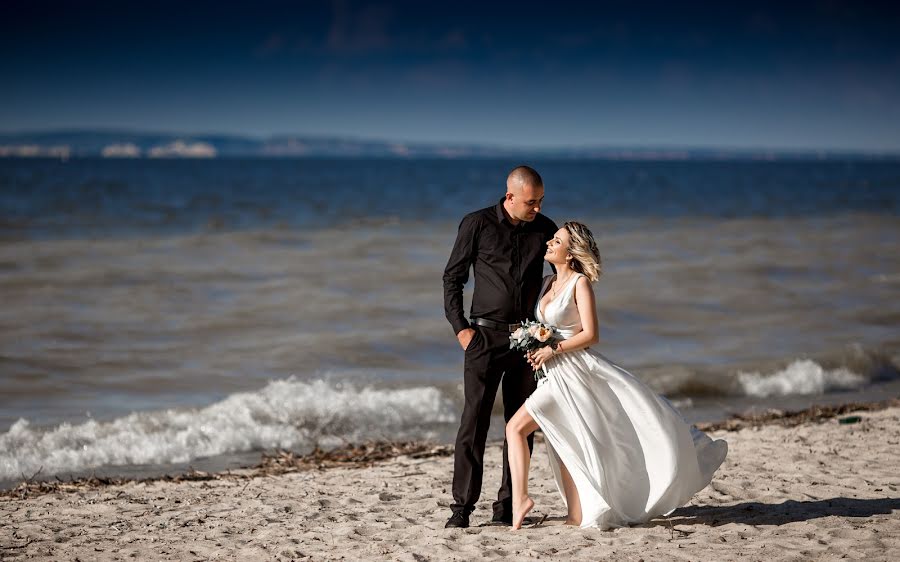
{"left": 526, "top": 346, "right": 555, "bottom": 371}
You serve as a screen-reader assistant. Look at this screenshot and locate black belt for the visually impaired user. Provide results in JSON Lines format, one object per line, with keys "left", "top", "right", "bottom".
{"left": 470, "top": 317, "right": 520, "bottom": 332}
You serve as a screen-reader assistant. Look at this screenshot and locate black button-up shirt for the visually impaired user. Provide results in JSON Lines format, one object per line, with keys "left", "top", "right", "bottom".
{"left": 443, "top": 198, "right": 558, "bottom": 335}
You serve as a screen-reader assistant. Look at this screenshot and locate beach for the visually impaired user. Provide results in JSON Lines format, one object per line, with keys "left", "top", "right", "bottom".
{"left": 1, "top": 158, "right": 898, "bottom": 560}
{"left": 2, "top": 402, "right": 898, "bottom": 561}
{"left": 4, "top": 2, "right": 900, "bottom": 559}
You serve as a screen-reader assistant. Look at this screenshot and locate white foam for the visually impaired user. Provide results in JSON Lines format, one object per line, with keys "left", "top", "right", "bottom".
{"left": 668, "top": 397, "right": 694, "bottom": 409}
{"left": 0, "top": 378, "right": 455, "bottom": 481}
{"left": 736, "top": 359, "right": 865, "bottom": 398}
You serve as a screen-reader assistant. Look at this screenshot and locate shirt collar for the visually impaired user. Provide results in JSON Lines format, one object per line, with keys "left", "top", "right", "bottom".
{"left": 496, "top": 197, "right": 516, "bottom": 227}
{"left": 496, "top": 197, "right": 538, "bottom": 230}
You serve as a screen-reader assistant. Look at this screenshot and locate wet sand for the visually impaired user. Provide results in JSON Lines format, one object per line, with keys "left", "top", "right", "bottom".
{"left": 2, "top": 402, "right": 898, "bottom": 561}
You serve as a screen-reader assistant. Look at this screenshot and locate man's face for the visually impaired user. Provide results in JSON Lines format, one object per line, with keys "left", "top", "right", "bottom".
{"left": 507, "top": 183, "right": 545, "bottom": 222}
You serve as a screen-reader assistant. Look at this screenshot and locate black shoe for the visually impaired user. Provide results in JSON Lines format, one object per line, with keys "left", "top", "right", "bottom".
{"left": 445, "top": 511, "right": 470, "bottom": 528}
{"left": 490, "top": 513, "right": 512, "bottom": 526}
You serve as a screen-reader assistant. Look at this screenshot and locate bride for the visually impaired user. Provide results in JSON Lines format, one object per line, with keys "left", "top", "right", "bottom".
{"left": 506, "top": 221, "right": 728, "bottom": 531}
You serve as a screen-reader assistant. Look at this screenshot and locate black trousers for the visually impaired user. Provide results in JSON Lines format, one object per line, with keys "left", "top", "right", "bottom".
{"left": 450, "top": 324, "right": 537, "bottom": 518}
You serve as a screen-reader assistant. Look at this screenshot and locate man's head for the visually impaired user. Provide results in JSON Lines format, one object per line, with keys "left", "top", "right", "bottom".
{"left": 504, "top": 165, "right": 544, "bottom": 223}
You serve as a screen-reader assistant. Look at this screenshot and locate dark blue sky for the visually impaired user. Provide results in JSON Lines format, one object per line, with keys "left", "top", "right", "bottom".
{"left": 3, "top": 1, "right": 899, "bottom": 150}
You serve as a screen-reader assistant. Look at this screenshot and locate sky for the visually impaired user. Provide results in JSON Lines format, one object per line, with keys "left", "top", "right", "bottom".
{"left": 2, "top": 0, "right": 900, "bottom": 150}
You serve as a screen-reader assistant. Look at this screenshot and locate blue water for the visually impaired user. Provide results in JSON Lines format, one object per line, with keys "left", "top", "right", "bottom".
{"left": 1, "top": 156, "right": 899, "bottom": 482}
{"left": 2, "top": 158, "right": 898, "bottom": 239}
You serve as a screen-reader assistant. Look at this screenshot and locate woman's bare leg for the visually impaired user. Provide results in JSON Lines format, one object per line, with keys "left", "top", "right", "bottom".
{"left": 506, "top": 405, "right": 539, "bottom": 530}
{"left": 557, "top": 460, "right": 582, "bottom": 525}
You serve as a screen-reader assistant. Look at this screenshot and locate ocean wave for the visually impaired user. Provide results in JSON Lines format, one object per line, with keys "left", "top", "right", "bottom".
{"left": 647, "top": 349, "right": 894, "bottom": 399}
{"left": 735, "top": 360, "right": 866, "bottom": 397}
{"left": 0, "top": 378, "right": 456, "bottom": 481}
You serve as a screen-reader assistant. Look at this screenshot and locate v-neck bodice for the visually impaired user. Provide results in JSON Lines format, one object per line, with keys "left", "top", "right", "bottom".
{"left": 536, "top": 273, "right": 583, "bottom": 338}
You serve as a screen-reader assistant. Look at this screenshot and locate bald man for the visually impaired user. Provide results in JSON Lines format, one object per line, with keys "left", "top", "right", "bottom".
{"left": 442, "top": 165, "right": 558, "bottom": 527}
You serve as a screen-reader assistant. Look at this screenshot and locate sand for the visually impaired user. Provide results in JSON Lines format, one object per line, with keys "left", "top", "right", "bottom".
{"left": 2, "top": 405, "right": 899, "bottom": 561}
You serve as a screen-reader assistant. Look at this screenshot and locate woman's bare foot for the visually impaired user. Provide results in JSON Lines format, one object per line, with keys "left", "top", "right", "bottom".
{"left": 564, "top": 519, "right": 581, "bottom": 526}
{"left": 511, "top": 496, "right": 535, "bottom": 531}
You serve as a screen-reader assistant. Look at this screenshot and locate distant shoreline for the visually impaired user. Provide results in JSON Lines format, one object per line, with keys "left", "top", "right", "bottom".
{"left": 3, "top": 154, "right": 900, "bottom": 163}
{"left": 2, "top": 129, "right": 899, "bottom": 160}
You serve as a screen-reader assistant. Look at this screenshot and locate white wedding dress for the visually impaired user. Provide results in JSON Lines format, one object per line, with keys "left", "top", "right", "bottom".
{"left": 524, "top": 273, "right": 728, "bottom": 529}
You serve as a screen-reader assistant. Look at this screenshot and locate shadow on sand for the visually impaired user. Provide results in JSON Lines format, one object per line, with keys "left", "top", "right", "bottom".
{"left": 654, "top": 497, "right": 900, "bottom": 527}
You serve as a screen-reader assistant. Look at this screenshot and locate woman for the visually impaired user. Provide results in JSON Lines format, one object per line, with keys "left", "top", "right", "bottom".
{"left": 506, "top": 221, "right": 728, "bottom": 530}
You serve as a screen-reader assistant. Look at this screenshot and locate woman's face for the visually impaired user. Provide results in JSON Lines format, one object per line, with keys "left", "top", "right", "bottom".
{"left": 545, "top": 227, "right": 571, "bottom": 265}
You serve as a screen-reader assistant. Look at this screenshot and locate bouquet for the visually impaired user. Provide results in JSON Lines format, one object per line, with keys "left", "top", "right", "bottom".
{"left": 509, "top": 320, "right": 561, "bottom": 380}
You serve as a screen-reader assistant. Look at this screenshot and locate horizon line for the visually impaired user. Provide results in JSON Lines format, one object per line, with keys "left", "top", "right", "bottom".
{"left": 1, "top": 127, "right": 899, "bottom": 156}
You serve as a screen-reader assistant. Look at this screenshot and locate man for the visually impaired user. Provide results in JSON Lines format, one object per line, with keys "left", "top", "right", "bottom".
{"left": 443, "top": 165, "right": 557, "bottom": 528}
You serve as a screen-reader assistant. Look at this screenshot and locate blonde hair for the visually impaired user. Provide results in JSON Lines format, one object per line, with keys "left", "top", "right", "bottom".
{"left": 563, "top": 221, "right": 602, "bottom": 282}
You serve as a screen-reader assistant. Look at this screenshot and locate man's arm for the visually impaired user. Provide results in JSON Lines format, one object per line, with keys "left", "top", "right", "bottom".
{"left": 443, "top": 214, "right": 478, "bottom": 338}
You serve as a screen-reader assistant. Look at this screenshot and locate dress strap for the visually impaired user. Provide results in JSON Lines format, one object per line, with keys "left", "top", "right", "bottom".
{"left": 563, "top": 272, "right": 581, "bottom": 292}
{"left": 560, "top": 272, "right": 582, "bottom": 305}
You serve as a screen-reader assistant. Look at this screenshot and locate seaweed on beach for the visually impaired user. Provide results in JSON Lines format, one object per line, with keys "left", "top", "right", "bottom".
{"left": 0, "top": 441, "right": 454, "bottom": 501}
{"left": 3, "top": 398, "right": 897, "bottom": 501}
{"left": 256, "top": 441, "right": 455, "bottom": 474}
{"left": 694, "top": 398, "right": 900, "bottom": 432}
{"left": 0, "top": 466, "right": 232, "bottom": 501}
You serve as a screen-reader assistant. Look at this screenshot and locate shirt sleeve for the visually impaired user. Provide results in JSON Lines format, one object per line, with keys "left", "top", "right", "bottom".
{"left": 443, "top": 213, "right": 479, "bottom": 335}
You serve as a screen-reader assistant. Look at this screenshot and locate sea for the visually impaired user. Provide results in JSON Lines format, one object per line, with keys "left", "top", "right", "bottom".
{"left": 1, "top": 157, "right": 899, "bottom": 486}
